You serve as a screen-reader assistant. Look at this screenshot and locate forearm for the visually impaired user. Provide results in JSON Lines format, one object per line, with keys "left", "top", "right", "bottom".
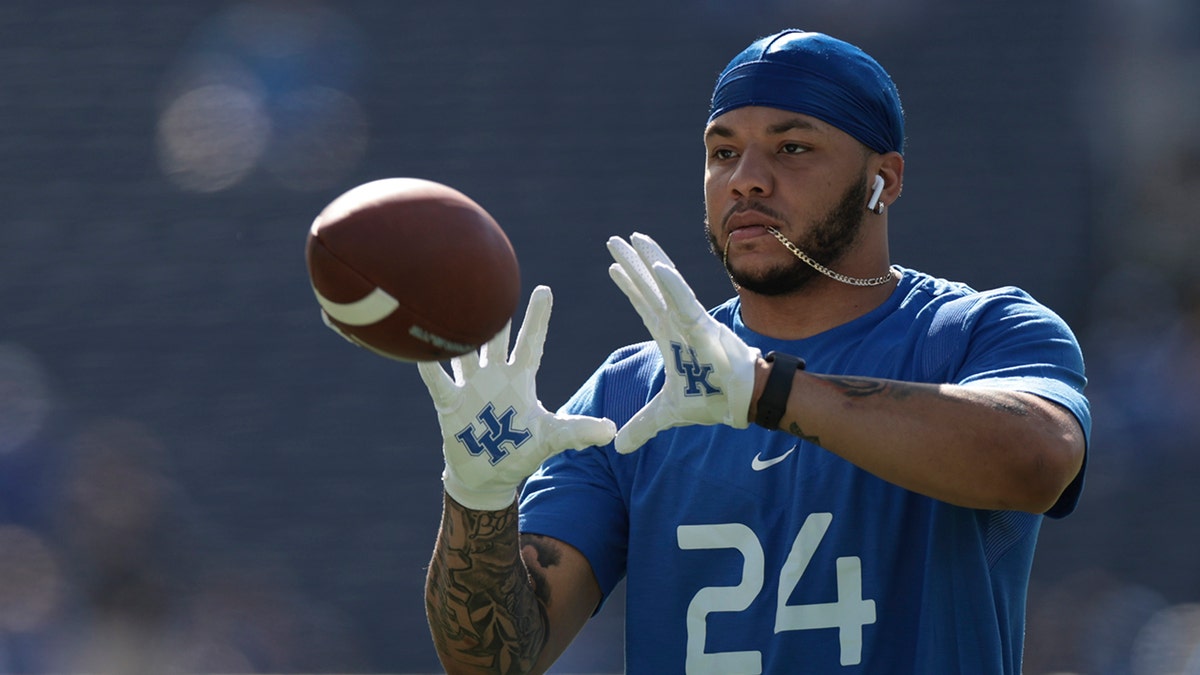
{"left": 754, "top": 362, "right": 1085, "bottom": 512}
{"left": 426, "top": 492, "right": 548, "bottom": 675}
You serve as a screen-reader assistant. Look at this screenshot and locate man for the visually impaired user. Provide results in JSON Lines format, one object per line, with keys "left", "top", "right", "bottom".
{"left": 417, "top": 29, "right": 1089, "bottom": 674}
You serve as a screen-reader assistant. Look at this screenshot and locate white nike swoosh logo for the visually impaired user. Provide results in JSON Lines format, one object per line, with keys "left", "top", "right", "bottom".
{"left": 751, "top": 445, "right": 796, "bottom": 471}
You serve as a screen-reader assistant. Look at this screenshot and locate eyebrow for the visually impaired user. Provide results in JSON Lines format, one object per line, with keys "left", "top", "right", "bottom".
{"left": 704, "top": 124, "right": 735, "bottom": 142}
{"left": 704, "top": 116, "right": 822, "bottom": 142}
{"left": 768, "top": 117, "right": 821, "bottom": 135}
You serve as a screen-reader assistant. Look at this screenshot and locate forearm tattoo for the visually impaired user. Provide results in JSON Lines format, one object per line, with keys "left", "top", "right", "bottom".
{"left": 786, "top": 375, "right": 904, "bottom": 443}
{"left": 786, "top": 421, "right": 821, "bottom": 444}
{"left": 426, "top": 495, "right": 548, "bottom": 674}
{"left": 822, "top": 375, "right": 912, "bottom": 400}
{"left": 785, "top": 375, "right": 1034, "bottom": 442}
{"left": 520, "top": 535, "right": 559, "bottom": 608}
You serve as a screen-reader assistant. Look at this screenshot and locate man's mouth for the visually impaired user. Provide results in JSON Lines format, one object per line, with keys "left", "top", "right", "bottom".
{"left": 728, "top": 223, "right": 770, "bottom": 241}
{"left": 723, "top": 203, "right": 785, "bottom": 236}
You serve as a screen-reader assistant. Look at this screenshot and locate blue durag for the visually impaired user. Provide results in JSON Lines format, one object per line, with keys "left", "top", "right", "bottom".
{"left": 708, "top": 30, "right": 905, "bottom": 155}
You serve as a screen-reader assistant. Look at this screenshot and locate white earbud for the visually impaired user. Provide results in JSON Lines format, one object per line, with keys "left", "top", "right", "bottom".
{"left": 867, "top": 174, "right": 886, "bottom": 213}
{"left": 868, "top": 174, "right": 888, "bottom": 211}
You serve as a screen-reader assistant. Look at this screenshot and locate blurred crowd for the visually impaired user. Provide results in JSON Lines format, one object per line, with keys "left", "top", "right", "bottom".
{"left": 1, "top": 1, "right": 1197, "bottom": 673}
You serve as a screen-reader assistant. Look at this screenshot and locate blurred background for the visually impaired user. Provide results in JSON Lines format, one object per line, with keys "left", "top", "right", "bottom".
{"left": 0, "top": 0, "right": 1197, "bottom": 673}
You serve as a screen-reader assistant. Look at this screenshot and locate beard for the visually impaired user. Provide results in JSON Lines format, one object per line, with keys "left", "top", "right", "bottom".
{"left": 706, "top": 176, "right": 868, "bottom": 296}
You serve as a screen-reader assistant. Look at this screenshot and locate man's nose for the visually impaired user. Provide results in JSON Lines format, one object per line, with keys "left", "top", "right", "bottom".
{"left": 728, "top": 148, "right": 773, "bottom": 198}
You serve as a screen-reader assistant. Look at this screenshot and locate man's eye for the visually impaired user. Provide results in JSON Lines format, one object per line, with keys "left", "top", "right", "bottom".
{"left": 711, "top": 148, "right": 737, "bottom": 160}
{"left": 780, "top": 143, "right": 809, "bottom": 154}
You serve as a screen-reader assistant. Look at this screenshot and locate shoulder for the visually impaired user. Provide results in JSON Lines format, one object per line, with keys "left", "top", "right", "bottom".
{"left": 899, "top": 266, "right": 1090, "bottom": 423}
{"left": 884, "top": 268, "right": 1086, "bottom": 393}
{"left": 893, "top": 267, "right": 1075, "bottom": 340}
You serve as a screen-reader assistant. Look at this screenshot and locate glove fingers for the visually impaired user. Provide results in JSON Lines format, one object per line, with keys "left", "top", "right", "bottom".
{"left": 607, "top": 236, "right": 666, "bottom": 313}
{"left": 608, "top": 263, "right": 662, "bottom": 335}
{"left": 614, "top": 393, "right": 673, "bottom": 454}
{"left": 510, "top": 285, "right": 552, "bottom": 369}
{"left": 630, "top": 232, "right": 678, "bottom": 272}
{"left": 456, "top": 354, "right": 477, "bottom": 381}
{"left": 416, "top": 360, "right": 456, "bottom": 404}
{"left": 544, "top": 415, "right": 617, "bottom": 452}
{"left": 614, "top": 414, "right": 656, "bottom": 454}
{"left": 606, "top": 263, "right": 641, "bottom": 305}
{"left": 653, "top": 262, "right": 708, "bottom": 326}
{"left": 481, "top": 320, "right": 513, "bottom": 368}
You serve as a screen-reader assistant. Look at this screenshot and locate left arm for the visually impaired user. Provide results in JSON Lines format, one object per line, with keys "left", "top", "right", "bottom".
{"left": 751, "top": 364, "right": 1086, "bottom": 513}
{"left": 605, "top": 232, "right": 1085, "bottom": 514}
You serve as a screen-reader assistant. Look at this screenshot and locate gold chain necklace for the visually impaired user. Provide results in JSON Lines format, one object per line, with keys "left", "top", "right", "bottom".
{"left": 765, "top": 227, "right": 894, "bottom": 287}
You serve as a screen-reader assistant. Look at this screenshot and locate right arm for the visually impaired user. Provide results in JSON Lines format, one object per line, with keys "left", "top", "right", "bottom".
{"left": 414, "top": 286, "right": 613, "bottom": 673}
{"left": 426, "top": 492, "right": 602, "bottom": 675}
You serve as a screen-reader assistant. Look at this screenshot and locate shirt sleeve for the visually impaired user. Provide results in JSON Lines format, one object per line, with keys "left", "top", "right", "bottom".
{"left": 936, "top": 287, "right": 1091, "bottom": 518}
{"left": 518, "top": 347, "right": 655, "bottom": 601}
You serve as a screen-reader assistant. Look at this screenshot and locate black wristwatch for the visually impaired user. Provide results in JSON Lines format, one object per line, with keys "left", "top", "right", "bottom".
{"left": 753, "top": 351, "right": 806, "bottom": 430}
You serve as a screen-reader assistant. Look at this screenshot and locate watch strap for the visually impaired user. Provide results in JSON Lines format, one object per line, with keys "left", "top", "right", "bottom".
{"left": 753, "top": 351, "right": 806, "bottom": 430}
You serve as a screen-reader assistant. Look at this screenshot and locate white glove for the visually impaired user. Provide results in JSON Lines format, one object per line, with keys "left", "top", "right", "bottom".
{"left": 417, "top": 285, "right": 617, "bottom": 511}
{"left": 607, "top": 233, "right": 761, "bottom": 454}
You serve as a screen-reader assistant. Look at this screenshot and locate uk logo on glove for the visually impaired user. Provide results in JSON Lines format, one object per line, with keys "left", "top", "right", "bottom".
{"left": 454, "top": 403, "right": 532, "bottom": 465}
{"left": 670, "top": 342, "right": 722, "bottom": 397}
{"left": 418, "top": 285, "right": 617, "bottom": 511}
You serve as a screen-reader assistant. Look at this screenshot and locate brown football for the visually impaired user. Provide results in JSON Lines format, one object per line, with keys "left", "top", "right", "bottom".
{"left": 306, "top": 178, "right": 520, "bottom": 361}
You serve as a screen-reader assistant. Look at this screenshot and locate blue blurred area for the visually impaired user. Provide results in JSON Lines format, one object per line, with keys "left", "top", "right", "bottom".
{"left": 0, "top": 1, "right": 1197, "bottom": 673}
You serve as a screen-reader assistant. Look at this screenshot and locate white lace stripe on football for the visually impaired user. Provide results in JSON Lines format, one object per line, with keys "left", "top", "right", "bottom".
{"left": 313, "top": 286, "right": 399, "bottom": 326}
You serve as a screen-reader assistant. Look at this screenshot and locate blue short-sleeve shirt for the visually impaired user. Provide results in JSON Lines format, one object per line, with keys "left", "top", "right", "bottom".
{"left": 520, "top": 267, "right": 1090, "bottom": 674}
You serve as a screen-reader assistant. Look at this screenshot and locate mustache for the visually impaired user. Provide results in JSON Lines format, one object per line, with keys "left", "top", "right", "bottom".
{"left": 722, "top": 200, "right": 788, "bottom": 228}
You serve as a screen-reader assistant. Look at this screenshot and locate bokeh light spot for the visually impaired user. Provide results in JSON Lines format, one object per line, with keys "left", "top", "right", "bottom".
{"left": 156, "top": 83, "right": 271, "bottom": 192}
